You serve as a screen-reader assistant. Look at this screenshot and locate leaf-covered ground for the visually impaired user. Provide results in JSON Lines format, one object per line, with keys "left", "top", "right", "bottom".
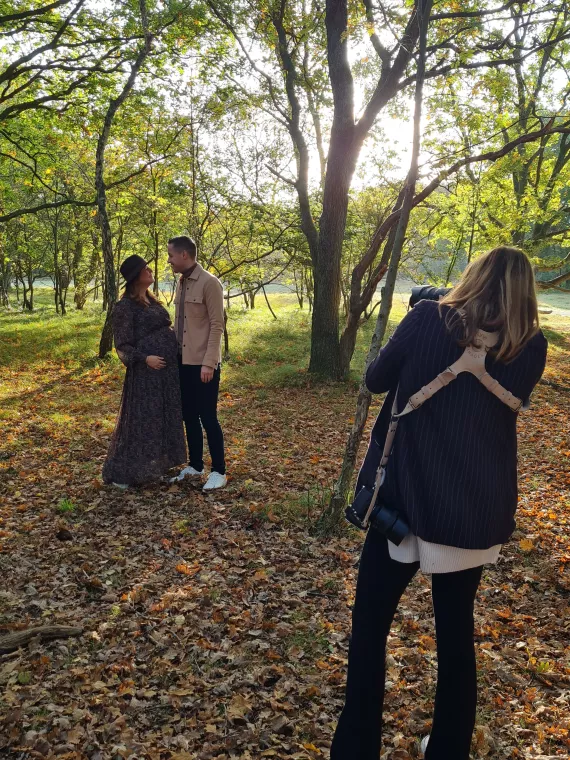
{"left": 0, "top": 297, "right": 569, "bottom": 759}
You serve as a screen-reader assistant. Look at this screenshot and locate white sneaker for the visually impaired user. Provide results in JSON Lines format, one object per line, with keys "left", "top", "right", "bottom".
{"left": 112, "top": 482, "right": 129, "bottom": 490}
{"left": 169, "top": 466, "right": 204, "bottom": 483}
{"left": 203, "top": 472, "right": 227, "bottom": 491}
{"left": 420, "top": 736, "right": 430, "bottom": 756}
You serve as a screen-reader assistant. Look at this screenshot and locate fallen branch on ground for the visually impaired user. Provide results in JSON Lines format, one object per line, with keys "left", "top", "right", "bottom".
{"left": 0, "top": 626, "right": 83, "bottom": 654}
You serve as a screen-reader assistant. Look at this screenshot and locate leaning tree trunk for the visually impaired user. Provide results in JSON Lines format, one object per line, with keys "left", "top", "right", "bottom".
{"left": 316, "top": 240, "right": 406, "bottom": 533}
{"left": 262, "top": 284, "right": 277, "bottom": 320}
{"left": 317, "top": 0, "right": 432, "bottom": 534}
{"left": 98, "top": 3, "right": 152, "bottom": 358}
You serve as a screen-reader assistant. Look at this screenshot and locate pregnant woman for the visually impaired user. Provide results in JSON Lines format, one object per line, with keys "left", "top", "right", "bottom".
{"left": 102, "top": 255, "right": 186, "bottom": 488}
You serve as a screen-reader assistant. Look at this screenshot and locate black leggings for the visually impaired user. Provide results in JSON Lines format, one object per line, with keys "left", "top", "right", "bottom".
{"left": 331, "top": 529, "right": 483, "bottom": 760}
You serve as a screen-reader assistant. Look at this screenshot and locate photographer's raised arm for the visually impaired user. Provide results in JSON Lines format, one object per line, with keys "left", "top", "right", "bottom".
{"left": 365, "top": 302, "right": 425, "bottom": 394}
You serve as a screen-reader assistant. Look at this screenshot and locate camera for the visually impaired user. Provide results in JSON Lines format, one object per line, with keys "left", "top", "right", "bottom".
{"left": 409, "top": 285, "right": 450, "bottom": 309}
{"left": 345, "top": 485, "right": 410, "bottom": 545}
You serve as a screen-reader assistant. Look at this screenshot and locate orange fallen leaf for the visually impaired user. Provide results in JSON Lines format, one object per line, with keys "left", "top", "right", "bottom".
{"left": 419, "top": 635, "right": 437, "bottom": 651}
{"left": 176, "top": 562, "right": 200, "bottom": 576}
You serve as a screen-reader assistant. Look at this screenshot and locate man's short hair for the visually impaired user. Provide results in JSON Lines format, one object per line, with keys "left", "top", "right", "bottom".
{"left": 168, "top": 235, "right": 197, "bottom": 257}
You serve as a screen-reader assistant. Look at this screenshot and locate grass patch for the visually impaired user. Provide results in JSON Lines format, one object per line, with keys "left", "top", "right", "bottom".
{"left": 282, "top": 484, "right": 334, "bottom": 525}
{"left": 0, "top": 294, "right": 105, "bottom": 369}
{"left": 0, "top": 287, "right": 407, "bottom": 395}
{"left": 541, "top": 325, "right": 570, "bottom": 351}
{"left": 56, "top": 498, "right": 77, "bottom": 514}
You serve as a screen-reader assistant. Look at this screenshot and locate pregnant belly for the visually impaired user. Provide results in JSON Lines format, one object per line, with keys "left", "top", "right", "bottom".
{"left": 138, "top": 327, "right": 179, "bottom": 361}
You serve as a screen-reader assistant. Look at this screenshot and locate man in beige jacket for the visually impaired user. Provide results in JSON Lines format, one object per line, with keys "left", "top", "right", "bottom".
{"left": 167, "top": 236, "right": 226, "bottom": 490}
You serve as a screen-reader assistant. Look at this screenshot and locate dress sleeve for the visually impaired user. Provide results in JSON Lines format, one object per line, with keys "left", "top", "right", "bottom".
{"left": 113, "top": 300, "right": 148, "bottom": 367}
{"left": 365, "top": 302, "right": 425, "bottom": 394}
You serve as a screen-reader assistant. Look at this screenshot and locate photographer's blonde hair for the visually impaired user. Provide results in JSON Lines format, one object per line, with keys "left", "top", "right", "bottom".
{"left": 440, "top": 246, "right": 539, "bottom": 362}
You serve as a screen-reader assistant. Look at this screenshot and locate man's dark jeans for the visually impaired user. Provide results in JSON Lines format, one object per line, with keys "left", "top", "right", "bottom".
{"left": 178, "top": 361, "right": 225, "bottom": 475}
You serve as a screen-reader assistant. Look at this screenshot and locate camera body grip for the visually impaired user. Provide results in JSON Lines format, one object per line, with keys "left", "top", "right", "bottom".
{"left": 345, "top": 485, "right": 410, "bottom": 546}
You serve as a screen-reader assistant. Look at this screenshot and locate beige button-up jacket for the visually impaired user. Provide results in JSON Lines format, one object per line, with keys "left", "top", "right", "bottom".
{"left": 174, "top": 262, "right": 224, "bottom": 368}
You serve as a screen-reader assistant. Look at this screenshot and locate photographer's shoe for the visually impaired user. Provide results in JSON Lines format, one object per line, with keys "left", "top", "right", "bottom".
{"left": 420, "top": 736, "right": 429, "bottom": 756}
{"left": 203, "top": 472, "right": 227, "bottom": 491}
{"left": 170, "top": 466, "right": 204, "bottom": 483}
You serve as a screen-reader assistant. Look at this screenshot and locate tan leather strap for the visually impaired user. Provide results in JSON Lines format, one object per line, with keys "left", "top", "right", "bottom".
{"left": 362, "top": 394, "right": 399, "bottom": 528}
{"left": 477, "top": 371, "right": 522, "bottom": 411}
{"left": 396, "top": 330, "right": 522, "bottom": 417}
{"left": 360, "top": 330, "right": 522, "bottom": 527}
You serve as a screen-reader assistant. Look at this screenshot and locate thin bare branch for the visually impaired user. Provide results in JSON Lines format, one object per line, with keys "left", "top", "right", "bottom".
{"left": 0, "top": 0, "right": 72, "bottom": 25}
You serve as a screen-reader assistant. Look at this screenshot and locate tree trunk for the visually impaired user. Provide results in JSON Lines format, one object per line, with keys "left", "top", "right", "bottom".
{"left": 317, "top": 246, "right": 408, "bottom": 533}
{"left": 59, "top": 278, "right": 67, "bottom": 315}
{"left": 0, "top": 253, "right": 10, "bottom": 307}
{"left": 262, "top": 284, "right": 277, "bottom": 320}
{"left": 309, "top": 260, "right": 342, "bottom": 377}
{"left": 19, "top": 263, "right": 32, "bottom": 311}
{"left": 338, "top": 310, "right": 360, "bottom": 377}
{"left": 304, "top": 268, "right": 313, "bottom": 311}
{"left": 153, "top": 212, "right": 160, "bottom": 295}
{"left": 223, "top": 308, "right": 230, "bottom": 358}
{"left": 309, "top": 134, "right": 357, "bottom": 379}
{"left": 97, "top": 198, "right": 117, "bottom": 357}
{"left": 294, "top": 270, "right": 304, "bottom": 308}
{"left": 54, "top": 259, "right": 60, "bottom": 314}
{"left": 28, "top": 272, "right": 34, "bottom": 312}
{"left": 318, "top": 0, "right": 432, "bottom": 534}
{"left": 97, "top": 3, "right": 152, "bottom": 358}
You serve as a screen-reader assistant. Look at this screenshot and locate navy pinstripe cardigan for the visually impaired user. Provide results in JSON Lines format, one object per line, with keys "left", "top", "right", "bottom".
{"left": 359, "top": 300, "right": 547, "bottom": 550}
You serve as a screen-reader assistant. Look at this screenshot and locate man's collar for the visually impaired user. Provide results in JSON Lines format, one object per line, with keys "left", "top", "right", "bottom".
{"left": 181, "top": 261, "right": 201, "bottom": 281}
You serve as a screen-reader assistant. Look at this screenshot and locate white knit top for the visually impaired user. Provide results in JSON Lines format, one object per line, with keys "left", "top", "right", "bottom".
{"left": 388, "top": 534, "right": 501, "bottom": 574}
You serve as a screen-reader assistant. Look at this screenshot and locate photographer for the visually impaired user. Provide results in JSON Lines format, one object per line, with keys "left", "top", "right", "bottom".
{"left": 331, "top": 247, "right": 547, "bottom": 760}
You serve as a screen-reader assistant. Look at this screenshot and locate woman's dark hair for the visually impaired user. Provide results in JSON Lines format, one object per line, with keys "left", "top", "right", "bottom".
{"left": 440, "top": 246, "right": 539, "bottom": 362}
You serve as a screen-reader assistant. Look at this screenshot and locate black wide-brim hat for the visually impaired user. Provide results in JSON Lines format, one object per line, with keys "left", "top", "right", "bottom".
{"left": 120, "top": 254, "right": 154, "bottom": 284}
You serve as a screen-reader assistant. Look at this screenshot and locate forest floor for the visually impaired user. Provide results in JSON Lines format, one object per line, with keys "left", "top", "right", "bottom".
{"left": 0, "top": 293, "right": 569, "bottom": 760}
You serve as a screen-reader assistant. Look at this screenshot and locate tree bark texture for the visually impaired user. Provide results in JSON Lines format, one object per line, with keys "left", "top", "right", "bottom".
{"left": 98, "top": 3, "right": 152, "bottom": 358}
{"left": 318, "top": 0, "right": 432, "bottom": 533}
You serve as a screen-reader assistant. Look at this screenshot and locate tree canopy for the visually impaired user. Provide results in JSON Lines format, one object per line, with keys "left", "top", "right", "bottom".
{"left": 1, "top": 0, "right": 569, "bottom": 365}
